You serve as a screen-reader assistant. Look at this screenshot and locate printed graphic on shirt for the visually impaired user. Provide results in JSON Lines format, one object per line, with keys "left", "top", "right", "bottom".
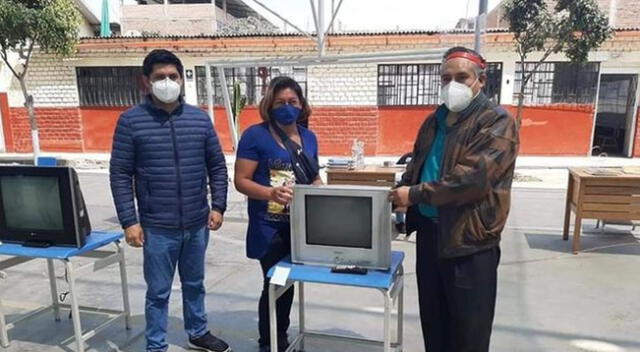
{"left": 266, "top": 158, "right": 295, "bottom": 222}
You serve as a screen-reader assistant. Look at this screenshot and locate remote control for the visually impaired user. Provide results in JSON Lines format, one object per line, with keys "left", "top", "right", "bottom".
{"left": 331, "top": 265, "right": 368, "bottom": 275}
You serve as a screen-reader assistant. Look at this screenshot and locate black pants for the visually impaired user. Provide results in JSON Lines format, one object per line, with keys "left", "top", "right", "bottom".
{"left": 258, "top": 229, "right": 294, "bottom": 348}
{"left": 416, "top": 218, "right": 500, "bottom": 352}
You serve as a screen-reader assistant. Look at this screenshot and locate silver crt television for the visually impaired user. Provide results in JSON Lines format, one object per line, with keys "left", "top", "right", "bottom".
{"left": 290, "top": 184, "right": 392, "bottom": 270}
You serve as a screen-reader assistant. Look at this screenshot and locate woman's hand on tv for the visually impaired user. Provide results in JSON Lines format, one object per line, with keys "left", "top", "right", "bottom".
{"left": 270, "top": 186, "right": 293, "bottom": 205}
{"left": 125, "top": 224, "right": 144, "bottom": 247}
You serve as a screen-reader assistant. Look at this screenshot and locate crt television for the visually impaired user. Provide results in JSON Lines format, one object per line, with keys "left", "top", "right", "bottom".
{"left": 290, "top": 184, "right": 392, "bottom": 270}
{"left": 0, "top": 166, "right": 91, "bottom": 247}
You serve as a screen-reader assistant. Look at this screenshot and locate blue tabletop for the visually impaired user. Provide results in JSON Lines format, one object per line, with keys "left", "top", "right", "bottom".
{"left": 268, "top": 251, "right": 405, "bottom": 290}
{"left": 0, "top": 231, "right": 123, "bottom": 259}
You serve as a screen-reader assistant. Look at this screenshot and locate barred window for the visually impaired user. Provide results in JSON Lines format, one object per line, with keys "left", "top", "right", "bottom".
{"left": 377, "top": 63, "right": 503, "bottom": 106}
{"left": 195, "top": 66, "right": 308, "bottom": 106}
{"left": 76, "top": 67, "right": 145, "bottom": 107}
{"left": 514, "top": 62, "right": 600, "bottom": 105}
{"left": 484, "top": 63, "right": 503, "bottom": 103}
{"left": 377, "top": 64, "right": 440, "bottom": 105}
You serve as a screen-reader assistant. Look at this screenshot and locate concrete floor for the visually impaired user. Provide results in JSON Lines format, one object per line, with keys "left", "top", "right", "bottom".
{"left": 0, "top": 173, "right": 639, "bottom": 352}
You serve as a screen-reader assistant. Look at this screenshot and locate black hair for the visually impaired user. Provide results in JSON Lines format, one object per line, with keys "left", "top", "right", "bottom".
{"left": 142, "top": 49, "right": 184, "bottom": 78}
{"left": 259, "top": 76, "right": 311, "bottom": 123}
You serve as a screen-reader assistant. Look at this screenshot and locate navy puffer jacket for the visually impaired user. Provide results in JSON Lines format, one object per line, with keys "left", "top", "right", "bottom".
{"left": 110, "top": 98, "right": 228, "bottom": 230}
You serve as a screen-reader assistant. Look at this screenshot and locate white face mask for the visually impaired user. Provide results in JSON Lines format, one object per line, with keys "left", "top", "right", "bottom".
{"left": 440, "top": 78, "right": 478, "bottom": 112}
{"left": 151, "top": 77, "right": 181, "bottom": 104}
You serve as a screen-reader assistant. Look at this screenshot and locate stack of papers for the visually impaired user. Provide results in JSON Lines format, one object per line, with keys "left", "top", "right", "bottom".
{"left": 327, "top": 158, "right": 354, "bottom": 169}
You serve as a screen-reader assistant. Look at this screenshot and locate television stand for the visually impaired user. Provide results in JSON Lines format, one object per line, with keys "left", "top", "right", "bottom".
{"left": 268, "top": 251, "right": 405, "bottom": 352}
{"left": 22, "top": 240, "right": 53, "bottom": 248}
{"left": 0, "top": 232, "right": 130, "bottom": 351}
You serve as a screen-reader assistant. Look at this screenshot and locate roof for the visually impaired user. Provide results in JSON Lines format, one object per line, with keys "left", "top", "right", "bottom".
{"left": 215, "top": 0, "right": 260, "bottom": 19}
{"left": 79, "top": 26, "right": 640, "bottom": 41}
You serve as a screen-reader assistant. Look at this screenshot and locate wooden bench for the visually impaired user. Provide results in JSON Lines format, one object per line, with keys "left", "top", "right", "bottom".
{"left": 563, "top": 167, "right": 640, "bottom": 253}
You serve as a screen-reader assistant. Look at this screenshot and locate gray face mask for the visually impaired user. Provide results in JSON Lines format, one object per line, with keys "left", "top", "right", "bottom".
{"left": 151, "top": 77, "right": 181, "bottom": 103}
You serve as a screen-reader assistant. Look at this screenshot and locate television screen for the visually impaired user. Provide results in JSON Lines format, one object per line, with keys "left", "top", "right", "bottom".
{"left": 0, "top": 166, "right": 91, "bottom": 247}
{"left": 305, "top": 195, "right": 373, "bottom": 249}
{"left": 1, "top": 175, "right": 64, "bottom": 231}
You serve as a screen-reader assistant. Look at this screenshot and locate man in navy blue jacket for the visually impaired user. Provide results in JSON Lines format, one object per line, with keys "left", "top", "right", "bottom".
{"left": 110, "top": 49, "right": 230, "bottom": 352}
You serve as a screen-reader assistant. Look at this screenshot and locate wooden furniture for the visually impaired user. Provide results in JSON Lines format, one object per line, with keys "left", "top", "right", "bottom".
{"left": 563, "top": 167, "right": 640, "bottom": 254}
{"left": 326, "top": 166, "right": 404, "bottom": 187}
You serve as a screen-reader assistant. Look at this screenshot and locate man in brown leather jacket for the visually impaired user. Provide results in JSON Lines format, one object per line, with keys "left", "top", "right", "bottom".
{"left": 390, "top": 47, "right": 519, "bottom": 352}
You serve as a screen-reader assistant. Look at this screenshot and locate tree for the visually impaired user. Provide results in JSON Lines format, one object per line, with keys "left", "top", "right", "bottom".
{"left": 0, "top": 0, "right": 81, "bottom": 160}
{"left": 503, "top": 0, "right": 611, "bottom": 126}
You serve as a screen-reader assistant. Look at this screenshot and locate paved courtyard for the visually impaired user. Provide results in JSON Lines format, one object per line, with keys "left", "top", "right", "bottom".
{"left": 0, "top": 171, "right": 638, "bottom": 352}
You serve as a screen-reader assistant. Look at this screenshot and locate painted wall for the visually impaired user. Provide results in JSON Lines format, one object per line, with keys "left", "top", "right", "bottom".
{"left": 81, "top": 107, "right": 122, "bottom": 152}
{"left": 2, "top": 102, "right": 605, "bottom": 156}
{"left": 507, "top": 105, "right": 595, "bottom": 156}
{"left": 212, "top": 106, "right": 262, "bottom": 153}
{"left": 377, "top": 106, "right": 435, "bottom": 155}
{"left": 0, "top": 93, "right": 12, "bottom": 152}
{"left": 310, "top": 106, "right": 379, "bottom": 156}
{"left": 78, "top": 105, "right": 264, "bottom": 153}
{"left": 633, "top": 107, "right": 640, "bottom": 157}
{"left": 8, "top": 107, "right": 83, "bottom": 152}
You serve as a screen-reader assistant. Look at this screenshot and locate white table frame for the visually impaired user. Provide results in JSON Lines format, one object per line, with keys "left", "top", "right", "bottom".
{"left": 0, "top": 240, "right": 131, "bottom": 351}
{"left": 268, "top": 264, "right": 404, "bottom": 352}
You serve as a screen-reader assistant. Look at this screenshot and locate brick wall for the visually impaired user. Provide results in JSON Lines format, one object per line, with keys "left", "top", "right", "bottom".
{"left": 8, "top": 107, "right": 83, "bottom": 152}
{"left": 308, "top": 64, "right": 377, "bottom": 106}
{"left": 310, "top": 106, "right": 379, "bottom": 156}
{"left": 121, "top": 4, "right": 217, "bottom": 35}
{"left": 8, "top": 52, "right": 79, "bottom": 108}
{"left": 0, "top": 93, "right": 11, "bottom": 152}
{"left": 4, "top": 30, "right": 640, "bottom": 156}
{"left": 613, "top": 0, "right": 640, "bottom": 28}
{"left": 634, "top": 106, "right": 640, "bottom": 157}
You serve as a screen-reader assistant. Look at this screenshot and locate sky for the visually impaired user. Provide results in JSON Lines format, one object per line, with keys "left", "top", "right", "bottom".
{"left": 111, "top": 0, "right": 504, "bottom": 32}
{"left": 245, "top": 0, "right": 504, "bottom": 32}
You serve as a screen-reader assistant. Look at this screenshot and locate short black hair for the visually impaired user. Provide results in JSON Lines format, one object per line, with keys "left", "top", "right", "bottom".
{"left": 259, "top": 76, "right": 311, "bottom": 123}
{"left": 142, "top": 49, "right": 184, "bottom": 78}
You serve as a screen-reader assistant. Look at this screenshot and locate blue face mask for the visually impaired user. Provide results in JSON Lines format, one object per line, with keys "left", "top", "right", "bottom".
{"left": 271, "top": 104, "right": 301, "bottom": 125}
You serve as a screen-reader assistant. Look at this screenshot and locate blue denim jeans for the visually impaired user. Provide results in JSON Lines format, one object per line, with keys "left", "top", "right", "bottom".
{"left": 143, "top": 225, "right": 209, "bottom": 352}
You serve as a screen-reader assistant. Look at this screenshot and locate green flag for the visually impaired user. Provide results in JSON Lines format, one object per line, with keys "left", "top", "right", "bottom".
{"left": 100, "top": 0, "right": 111, "bottom": 37}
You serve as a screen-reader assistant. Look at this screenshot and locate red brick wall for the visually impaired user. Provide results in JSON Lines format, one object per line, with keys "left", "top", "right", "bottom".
{"left": 309, "top": 106, "right": 379, "bottom": 156}
{"left": 0, "top": 93, "right": 13, "bottom": 152}
{"left": 633, "top": 107, "right": 640, "bottom": 157}
{"left": 1, "top": 102, "right": 611, "bottom": 157}
{"left": 8, "top": 107, "right": 84, "bottom": 152}
{"left": 78, "top": 106, "right": 264, "bottom": 153}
